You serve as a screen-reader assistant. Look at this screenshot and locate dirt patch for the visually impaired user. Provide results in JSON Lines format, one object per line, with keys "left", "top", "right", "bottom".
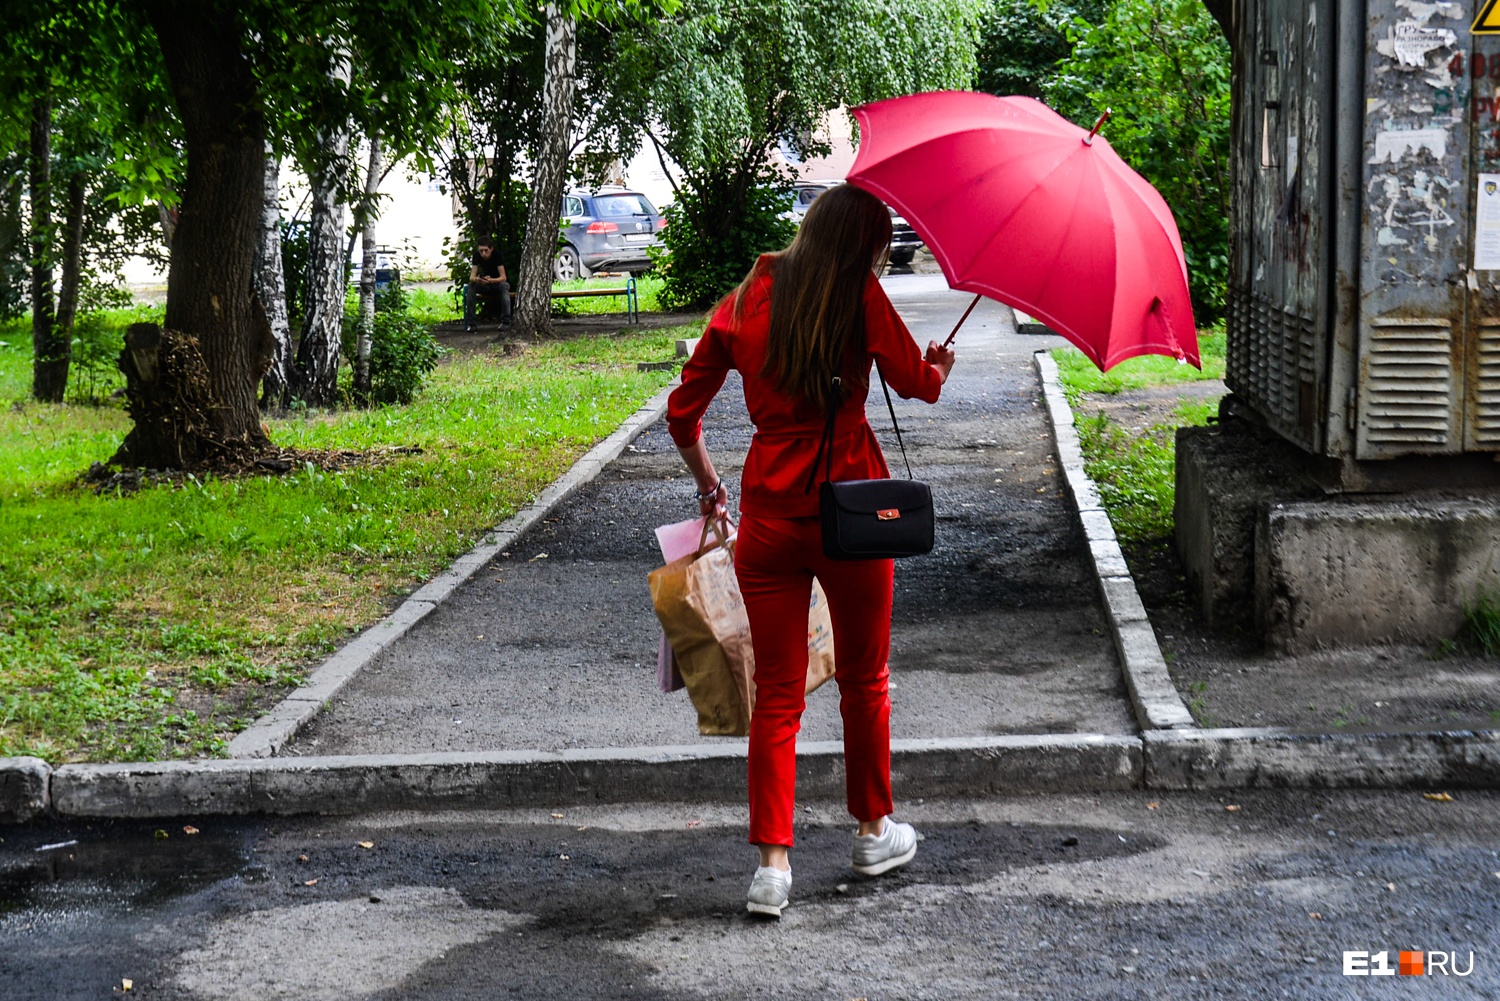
{"left": 1083, "top": 384, "right": 1500, "bottom": 734}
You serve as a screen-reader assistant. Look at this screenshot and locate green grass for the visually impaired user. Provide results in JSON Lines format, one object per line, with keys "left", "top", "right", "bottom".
{"left": 1053, "top": 327, "right": 1226, "bottom": 546}
{"left": 1461, "top": 591, "right": 1500, "bottom": 656}
{"left": 0, "top": 321, "right": 691, "bottom": 762}
{"left": 1053, "top": 327, "right": 1226, "bottom": 402}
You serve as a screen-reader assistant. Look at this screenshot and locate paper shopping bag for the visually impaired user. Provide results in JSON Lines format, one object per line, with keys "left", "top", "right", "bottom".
{"left": 648, "top": 523, "right": 749, "bottom": 735}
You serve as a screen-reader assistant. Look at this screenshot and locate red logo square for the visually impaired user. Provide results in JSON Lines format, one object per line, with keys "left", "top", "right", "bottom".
{"left": 1399, "top": 951, "right": 1424, "bottom": 976}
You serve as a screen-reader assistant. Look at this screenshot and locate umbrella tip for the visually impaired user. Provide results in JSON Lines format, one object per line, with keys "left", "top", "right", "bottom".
{"left": 1083, "top": 109, "right": 1112, "bottom": 146}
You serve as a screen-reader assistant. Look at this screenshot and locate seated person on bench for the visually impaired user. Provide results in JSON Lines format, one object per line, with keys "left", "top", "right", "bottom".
{"left": 465, "top": 236, "right": 511, "bottom": 330}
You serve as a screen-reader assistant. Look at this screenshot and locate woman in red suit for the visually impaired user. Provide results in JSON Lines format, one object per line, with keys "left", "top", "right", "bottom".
{"left": 667, "top": 183, "right": 955, "bottom": 917}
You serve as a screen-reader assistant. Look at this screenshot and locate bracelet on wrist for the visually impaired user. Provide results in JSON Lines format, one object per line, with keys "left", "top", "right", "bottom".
{"left": 694, "top": 479, "right": 721, "bottom": 501}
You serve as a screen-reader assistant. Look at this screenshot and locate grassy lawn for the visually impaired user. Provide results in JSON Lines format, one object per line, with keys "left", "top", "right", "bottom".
{"left": 0, "top": 316, "right": 695, "bottom": 763}
{"left": 1053, "top": 328, "right": 1226, "bottom": 545}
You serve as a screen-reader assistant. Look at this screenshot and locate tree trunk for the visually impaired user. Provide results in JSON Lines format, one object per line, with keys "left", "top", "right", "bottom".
{"left": 55, "top": 170, "right": 86, "bottom": 339}
{"left": 513, "top": 3, "right": 577, "bottom": 341}
{"left": 255, "top": 145, "right": 293, "bottom": 409}
{"left": 353, "top": 133, "right": 382, "bottom": 405}
{"left": 156, "top": 202, "right": 177, "bottom": 251}
{"left": 29, "top": 93, "right": 65, "bottom": 403}
{"left": 292, "top": 59, "right": 352, "bottom": 408}
{"left": 116, "top": 1, "right": 273, "bottom": 469}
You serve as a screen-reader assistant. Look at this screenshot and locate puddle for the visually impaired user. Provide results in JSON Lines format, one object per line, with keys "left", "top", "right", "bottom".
{"left": 0, "top": 818, "right": 259, "bottom": 921}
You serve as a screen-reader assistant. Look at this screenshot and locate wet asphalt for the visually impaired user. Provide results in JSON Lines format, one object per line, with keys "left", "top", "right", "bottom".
{"left": 285, "top": 274, "right": 1133, "bottom": 758}
{"left": 3, "top": 789, "right": 1498, "bottom": 999}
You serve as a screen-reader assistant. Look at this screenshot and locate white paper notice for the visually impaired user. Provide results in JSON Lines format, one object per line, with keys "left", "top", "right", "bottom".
{"left": 1475, "top": 174, "right": 1500, "bottom": 270}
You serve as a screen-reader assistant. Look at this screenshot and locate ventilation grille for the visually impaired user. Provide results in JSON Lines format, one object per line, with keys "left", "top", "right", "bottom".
{"left": 1471, "top": 318, "right": 1500, "bottom": 449}
{"left": 1357, "top": 317, "right": 1455, "bottom": 454}
{"left": 1226, "top": 286, "right": 1319, "bottom": 449}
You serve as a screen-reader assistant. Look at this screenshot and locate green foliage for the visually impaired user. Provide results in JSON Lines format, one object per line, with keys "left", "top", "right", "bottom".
{"left": 1043, "top": 0, "right": 1232, "bottom": 321}
{"left": 594, "top": 0, "right": 985, "bottom": 309}
{"left": 367, "top": 311, "right": 444, "bottom": 405}
{"left": 1073, "top": 399, "right": 1215, "bottom": 544}
{"left": 0, "top": 318, "right": 690, "bottom": 761}
{"left": 975, "top": 0, "right": 1108, "bottom": 98}
{"left": 1054, "top": 330, "right": 1225, "bottom": 547}
{"left": 655, "top": 177, "right": 796, "bottom": 310}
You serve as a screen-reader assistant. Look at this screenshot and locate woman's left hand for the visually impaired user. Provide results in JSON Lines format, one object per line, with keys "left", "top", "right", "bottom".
{"left": 925, "top": 340, "right": 956, "bottom": 384}
{"left": 697, "top": 481, "right": 729, "bottom": 523}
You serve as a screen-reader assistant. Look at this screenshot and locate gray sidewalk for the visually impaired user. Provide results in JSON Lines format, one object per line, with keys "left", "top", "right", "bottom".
{"left": 279, "top": 278, "right": 1132, "bottom": 758}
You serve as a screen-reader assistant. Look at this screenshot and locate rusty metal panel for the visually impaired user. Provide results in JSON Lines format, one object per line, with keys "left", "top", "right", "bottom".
{"left": 1225, "top": 0, "right": 1329, "bottom": 453}
{"left": 1357, "top": 1, "right": 1470, "bottom": 458}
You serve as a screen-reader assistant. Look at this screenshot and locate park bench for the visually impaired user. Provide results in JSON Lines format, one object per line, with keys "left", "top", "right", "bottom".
{"left": 548, "top": 276, "right": 639, "bottom": 323}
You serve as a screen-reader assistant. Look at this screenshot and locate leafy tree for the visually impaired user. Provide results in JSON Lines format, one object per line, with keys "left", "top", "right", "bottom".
{"left": 596, "top": 0, "right": 987, "bottom": 310}
{"left": 974, "top": 1, "right": 1108, "bottom": 99}
{"left": 2, "top": 0, "right": 522, "bottom": 467}
{"left": 1043, "top": 0, "right": 1231, "bottom": 321}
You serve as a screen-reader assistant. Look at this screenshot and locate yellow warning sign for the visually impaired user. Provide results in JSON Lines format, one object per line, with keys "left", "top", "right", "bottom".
{"left": 1475, "top": 0, "right": 1500, "bottom": 33}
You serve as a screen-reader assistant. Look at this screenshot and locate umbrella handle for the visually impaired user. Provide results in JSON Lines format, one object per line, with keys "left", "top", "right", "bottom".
{"left": 1084, "top": 109, "right": 1112, "bottom": 146}
{"left": 941, "top": 293, "right": 984, "bottom": 349}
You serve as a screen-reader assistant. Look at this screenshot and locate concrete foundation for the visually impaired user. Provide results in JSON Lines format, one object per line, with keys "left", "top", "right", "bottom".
{"left": 1174, "top": 418, "right": 1320, "bottom": 630}
{"left": 1176, "top": 417, "right": 1500, "bottom": 652}
{"left": 1258, "top": 496, "right": 1500, "bottom": 652}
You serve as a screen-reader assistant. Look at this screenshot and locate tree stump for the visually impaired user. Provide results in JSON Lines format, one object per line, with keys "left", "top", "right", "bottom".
{"left": 110, "top": 322, "right": 270, "bottom": 470}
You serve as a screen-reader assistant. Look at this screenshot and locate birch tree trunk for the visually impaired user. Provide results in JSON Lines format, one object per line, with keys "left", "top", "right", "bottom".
{"left": 255, "top": 146, "right": 292, "bottom": 409}
{"left": 353, "top": 133, "right": 382, "bottom": 405}
{"left": 29, "top": 93, "right": 66, "bottom": 403}
{"left": 512, "top": 3, "right": 576, "bottom": 341}
{"left": 292, "top": 59, "right": 352, "bottom": 408}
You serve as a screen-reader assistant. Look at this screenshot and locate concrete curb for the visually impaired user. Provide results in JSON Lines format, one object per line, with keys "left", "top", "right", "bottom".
{"left": 1144, "top": 727, "right": 1500, "bottom": 790}
{"left": 0, "top": 757, "right": 51, "bottom": 823}
{"left": 46, "top": 734, "right": 1141, "bottom": 818}
{"left": 226, "top": 379, "right": 681, "bottom": 760}
{"left": 1032, "top": 350, "right": 1196, "bottom": 730}
{"left": 12, "top": 726, "right": 1500, "bottom": 820}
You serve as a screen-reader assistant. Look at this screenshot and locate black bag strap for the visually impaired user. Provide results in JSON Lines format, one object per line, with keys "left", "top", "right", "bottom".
{"left": 805, "top": 362, "right": 913, "bottom": 494}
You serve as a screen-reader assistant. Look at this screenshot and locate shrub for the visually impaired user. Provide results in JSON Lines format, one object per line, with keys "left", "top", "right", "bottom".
{"left": 367, "top": 310, "right": 443, "bottom": 405}
{"left": 654, "top": 179, "right": 796, "bottom": 312}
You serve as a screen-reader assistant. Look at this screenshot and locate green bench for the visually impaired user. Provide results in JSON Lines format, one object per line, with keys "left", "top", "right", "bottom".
{"left": 547, "top": 276, "right": 639, "bottom": 323}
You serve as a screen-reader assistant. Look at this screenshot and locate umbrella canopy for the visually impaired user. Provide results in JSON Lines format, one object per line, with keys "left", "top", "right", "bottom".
{"left": 847, "top": 90, "right": 1199, "bottom": 371}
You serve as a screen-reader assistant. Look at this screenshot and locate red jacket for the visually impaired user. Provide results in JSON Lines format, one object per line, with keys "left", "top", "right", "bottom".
{"left": 667, "top": 265, "right": 943, "bottom": 519}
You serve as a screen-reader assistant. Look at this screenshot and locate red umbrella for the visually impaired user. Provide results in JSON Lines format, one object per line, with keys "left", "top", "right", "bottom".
{"left": 847, "top": 90, "right": 1199, "bottom": 371}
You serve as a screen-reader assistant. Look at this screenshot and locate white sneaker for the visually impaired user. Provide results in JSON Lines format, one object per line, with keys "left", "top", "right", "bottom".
{"left": 746, "top": 865, "right": 792, "bottom": 917}
{"left": 852, "top": 819, "right": 917, "bottom": 876}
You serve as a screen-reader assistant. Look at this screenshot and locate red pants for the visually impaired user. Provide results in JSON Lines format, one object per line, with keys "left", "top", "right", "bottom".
{"left": 734, "top": 514, "right": 895, "bottom": 847}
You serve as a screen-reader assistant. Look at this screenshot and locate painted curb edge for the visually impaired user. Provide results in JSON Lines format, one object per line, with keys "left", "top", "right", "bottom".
{"left": 225, "top": 377, "right": 681, "bottom": 760}
{"left": 1032, "top": 350, "right": 1197, "bottom": 731}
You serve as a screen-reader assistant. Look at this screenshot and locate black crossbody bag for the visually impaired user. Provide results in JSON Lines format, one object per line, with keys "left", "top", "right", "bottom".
{"left": 810, "top": 365, "right": 935, "bottom": 560}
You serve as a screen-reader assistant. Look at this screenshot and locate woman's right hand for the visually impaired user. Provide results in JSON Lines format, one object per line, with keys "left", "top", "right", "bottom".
{"left": 925, "top": 341, "right": 956, "bottom": 384}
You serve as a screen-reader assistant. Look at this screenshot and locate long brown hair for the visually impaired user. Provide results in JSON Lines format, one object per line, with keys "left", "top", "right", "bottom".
{"left": 734, "top": 183, "right": 892, "bottom": 415}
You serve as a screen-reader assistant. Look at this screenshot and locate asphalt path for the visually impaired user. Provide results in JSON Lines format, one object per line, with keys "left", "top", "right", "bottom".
{"left": 285, "top": 274, "right": 1134, "bottom": 757}
{"left": 2, "top": 789, "right": 1497, "bottom": 998}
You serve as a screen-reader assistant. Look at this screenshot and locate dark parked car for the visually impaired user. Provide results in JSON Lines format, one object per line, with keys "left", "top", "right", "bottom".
{"left": 555, "top": 187, "right": 666, "bottom": 281}
{"left": 785, "top": 180, "right": 923, "bottom": 266}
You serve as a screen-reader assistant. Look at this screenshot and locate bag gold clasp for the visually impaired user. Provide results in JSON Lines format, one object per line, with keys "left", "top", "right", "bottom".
{"left": 877, "top": 508, "right": 901, "bottom": 521}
